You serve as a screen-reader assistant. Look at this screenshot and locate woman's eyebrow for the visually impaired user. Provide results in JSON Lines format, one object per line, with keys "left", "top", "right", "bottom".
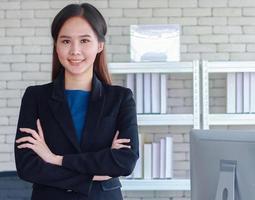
{"left": 59, "top": 34, "right": 92, "bottom": 38}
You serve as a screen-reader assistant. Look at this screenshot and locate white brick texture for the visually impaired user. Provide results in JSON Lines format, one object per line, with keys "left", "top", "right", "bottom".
{"left": 229, "top": 0, "right": 255, "bottom": 7}
{"left": 199, "top": 0, "right": 227, "bottom": 7}
{"left": 169, "top": 0, "right": 197, "bottom": 8}
{"left": 6, "top": 10, "right": 34, "bottom": 19}
{"left": 213, "top": 8, "right": 241, "bottom": 16}
{"left": 0, "top": 1, "right": 255, "bottom": 199}
{"left": 109, "top": 0, "right": 137, "bottom": 8}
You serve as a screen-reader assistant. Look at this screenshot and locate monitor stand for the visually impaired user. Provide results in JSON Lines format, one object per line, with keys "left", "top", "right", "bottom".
{"left": 215, "top": 160, "right": 237, "bottom": 200}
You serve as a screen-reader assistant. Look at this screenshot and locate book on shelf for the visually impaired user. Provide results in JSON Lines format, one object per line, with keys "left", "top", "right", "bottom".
{"left": 126, "top": 135, "right": 173, "bottom": 180}
{"left": 133, "top": 134, "right": 143, "bottom": 178}
{"left": 159, "top": 138, "right": 166, "bottom": 178}
{"left": 152, "top": 142, "right": 160, "bottom": 178}
{"left": 243, "top": 72, "right": 250, "bottom": 113}
{"left": 126, "top": 74, "right": 135, "bottom": 95}
{"left": 143, "top": 143, "right": 152, "bottom": 179}
{"left": 126, "top": 72, "right": 167, "bottom": 114}
{"left": 136, "top": 73, "right": 143, "bottom": 114}
{"left": 236, "top": 72, "right": 243, "bottom": 113}
{"left": 143, "top": 73, "right": 151, "bottom": 113}
{"left": 250, "top": 73, "right": 255, "bottom": 113}
{"left": 165, "top": 137, "right": 173, "bottom": 179}
{"left": 160, "top": 74, "right": 167, "bottom": 114}
{"left": 227, "top": 72, "right": 254, "bottom": 114}
{"left": 227, "top": 73, "right": 236, "bottom": 113}
{"left": 151, "top": 73, "right": 160, "bottom": 113}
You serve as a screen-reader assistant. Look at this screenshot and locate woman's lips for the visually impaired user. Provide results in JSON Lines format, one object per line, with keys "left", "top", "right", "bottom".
{"left": 68, "top": 59, "right": 85, "bottom": 65}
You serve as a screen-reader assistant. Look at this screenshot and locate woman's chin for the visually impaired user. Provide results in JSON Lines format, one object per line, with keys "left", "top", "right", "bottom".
{"left": 65, "top": 67, "right": 92, "bottom": 77}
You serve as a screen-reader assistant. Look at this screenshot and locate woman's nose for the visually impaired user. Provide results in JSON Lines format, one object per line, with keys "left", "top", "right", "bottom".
{"left": 69, "top": 43, "right": 81, "bottom": 55}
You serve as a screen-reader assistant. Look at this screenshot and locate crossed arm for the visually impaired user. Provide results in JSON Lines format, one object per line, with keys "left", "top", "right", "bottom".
{"left": 16, "top": 119, "right": 131, "bottom": 181}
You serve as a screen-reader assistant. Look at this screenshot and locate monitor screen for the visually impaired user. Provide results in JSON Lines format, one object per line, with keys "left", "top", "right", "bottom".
{"left": 190, "top": 129, "right": 255, "bottom": 200}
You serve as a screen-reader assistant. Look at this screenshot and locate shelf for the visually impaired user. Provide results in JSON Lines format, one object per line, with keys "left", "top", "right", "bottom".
{"left": 108, "top": 61, "right": 200, "bottom": 129}
{"left": 209, "top": 114, "right": 255, "bottom": 125}
{"left": 108, "top": 62, "right": 195, "bottom": 74}
{"left": 120, "top": 179, "right": 190, "bottom": 191}
{"left": 205, "top": 61, "right": 255, "bottom": 73}
{"left": 202, "top": 60, "right": 255, "bottom": 129}
{"left": 137, "top": 114, "right": 194, "bottom": 126}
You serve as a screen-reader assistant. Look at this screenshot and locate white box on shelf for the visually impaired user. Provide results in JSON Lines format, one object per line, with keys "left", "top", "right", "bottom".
{"left": 144, "top": 143, "right": 152, "bottom": 179}
{"left": 130, "top": 24, "right": 180, "bottom": 62}
{"left": 152, "top": 142, "right": 160, "bottom": 179}
{"left": 133, "top": 134, "right": 143, "bottom": 179}
{"left": 250, "top": 73, "right": 255, "bottom": 113}
{"left": 165, "top": 137, "right": 173, "bottom": 179}
{"left": 243, "top": 72, "right": 250, "bottom": 113}
{"left": 236, "top": 72, "right": 243, "bottom": 113}
{"left": 151, "top": 73, "right": 160, "bottom": 113}
{"left": 227, "top": 73, "right": 236, "bottom": 113}
{"left": 136, "top": 73, "right": 143, "bottom": 114}
{"left": 144, "top": 73, "right": 151, "bottom": 113}
{"left": 160, "top": 74, "right": 167, "bottom": 114}
{"left": 126, "top": 74, "right": 135, "bottom": 95}
{"left": 160, "top": 138, "right": 166, "bottom": 178}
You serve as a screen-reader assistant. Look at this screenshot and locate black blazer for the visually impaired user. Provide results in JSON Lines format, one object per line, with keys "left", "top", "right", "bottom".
{"left": 14, "top": 70, "right": 139, "bottom": 200}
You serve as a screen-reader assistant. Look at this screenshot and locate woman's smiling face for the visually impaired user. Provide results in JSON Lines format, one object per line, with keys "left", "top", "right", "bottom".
{"left": 55, "top": 16, "right": 104, "bottom": 78}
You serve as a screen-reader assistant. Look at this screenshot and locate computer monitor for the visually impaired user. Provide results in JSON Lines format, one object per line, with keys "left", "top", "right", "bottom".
{"left": 190, "top": 129, "right": 255, "bottom": 200}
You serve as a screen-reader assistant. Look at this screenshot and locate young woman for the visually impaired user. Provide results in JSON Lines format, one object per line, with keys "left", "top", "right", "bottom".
{"left": 14, "top": 3, "right": 139, "bottom": 200}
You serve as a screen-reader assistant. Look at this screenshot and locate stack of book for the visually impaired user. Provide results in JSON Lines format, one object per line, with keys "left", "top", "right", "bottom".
{"left": 227, "top": 72, "right": 255, "bottom": 113}
{"left": 127, "top": 134, "right": 173, "bottom": 179}
{"left": 126, "top": 73, "right": 167, "bottom": 114}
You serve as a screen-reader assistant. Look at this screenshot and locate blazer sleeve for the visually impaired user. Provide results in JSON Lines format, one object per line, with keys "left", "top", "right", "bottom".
{"left": 62, "top": 88, "right": 139, "bottom": 177}
{"left": 15, "top": 87, "right": 93, "bottom": 195}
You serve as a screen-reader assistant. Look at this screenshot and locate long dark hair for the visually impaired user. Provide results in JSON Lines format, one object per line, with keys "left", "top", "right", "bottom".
{"left": 51, "top": 3, "right": 111, "bottom": 84}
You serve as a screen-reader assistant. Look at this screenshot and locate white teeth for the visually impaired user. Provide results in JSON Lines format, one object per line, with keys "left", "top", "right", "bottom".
{"left": 69, "top": 60, "right": 83, "bottom": 63}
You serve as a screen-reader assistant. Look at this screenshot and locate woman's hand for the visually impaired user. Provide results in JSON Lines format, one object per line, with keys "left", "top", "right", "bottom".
{"left": 92, "top": 130, "right": 131, "bottom": 181}
{"left": 111, "top": 130, "right": 131, "bottom": 149}
{"left": 16, "top": 119, "right": 63, "bottom": 166}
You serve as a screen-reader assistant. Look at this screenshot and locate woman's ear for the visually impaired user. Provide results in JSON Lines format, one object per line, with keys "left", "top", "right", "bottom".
{"left": 97, "top": 42, "right": 104, "bottom": 53}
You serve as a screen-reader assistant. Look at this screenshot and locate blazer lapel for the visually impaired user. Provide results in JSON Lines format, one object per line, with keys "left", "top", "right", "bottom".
{"left": 80, "top": 73, "right": 105, "bottom": 151}
{"left": 48, "top": 70, "right": 81, "bottom": 152}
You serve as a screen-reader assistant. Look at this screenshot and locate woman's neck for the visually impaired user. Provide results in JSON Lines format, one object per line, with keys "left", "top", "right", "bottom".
{"left": 64, "top": 71, "right": 92, "bottom": 91}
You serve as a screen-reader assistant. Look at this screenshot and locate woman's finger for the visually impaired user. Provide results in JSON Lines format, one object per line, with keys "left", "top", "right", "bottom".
{"left": 17, "top": 143, "right": 34, "bottom": 149}
{"left": 19, "top": 128, "right": 40, "bottom": 141}
{"left": 113, "top": 144, "right": 131, "bottom": 149}
{"left": 93, "top": 176, "right": 112, "bottom": 181}
{"left": 113, "top": 130, "right": 119, "bottom": 141}
{"left": 37, "top": 119, "right": 44, "bottom": 140}
{"left": 16, "top": 136, "right": 37, "bottom": 144}
{"left": 114, "top": 138, "right": 130, "bottom": 144}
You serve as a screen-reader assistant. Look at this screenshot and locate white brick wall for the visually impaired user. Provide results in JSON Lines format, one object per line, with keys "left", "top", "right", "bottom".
{"left": 1, "top": 0, "right": 255, "bottom": 199}
{"left": 213, "top": 8, "right": 241, "bottom": 16}
{"left": 199, "top": 0, "right": 227, "bottom": 7}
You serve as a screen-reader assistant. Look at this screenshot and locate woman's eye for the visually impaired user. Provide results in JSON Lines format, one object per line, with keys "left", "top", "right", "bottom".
{"left": 81, "top": 39, "right": 89, "bottom": 43}
{"left": 62, "top": 40, "right": 70, "bottom": 44}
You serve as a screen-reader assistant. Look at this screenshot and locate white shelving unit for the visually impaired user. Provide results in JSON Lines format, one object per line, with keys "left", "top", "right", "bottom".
{"left": 137, "top": 114, "right": 194, "bottom": 126}
{"left": 202, "top": 61, "right": 255, "bottom": 129}
{"left": 120, "top": 179, "right": 190, "bottom": 191}
{"left": 108, "top": 61, "right": 199, "bottom": 191}
{"left": 109, "top": 61, "right": 200, "bottom": 129}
